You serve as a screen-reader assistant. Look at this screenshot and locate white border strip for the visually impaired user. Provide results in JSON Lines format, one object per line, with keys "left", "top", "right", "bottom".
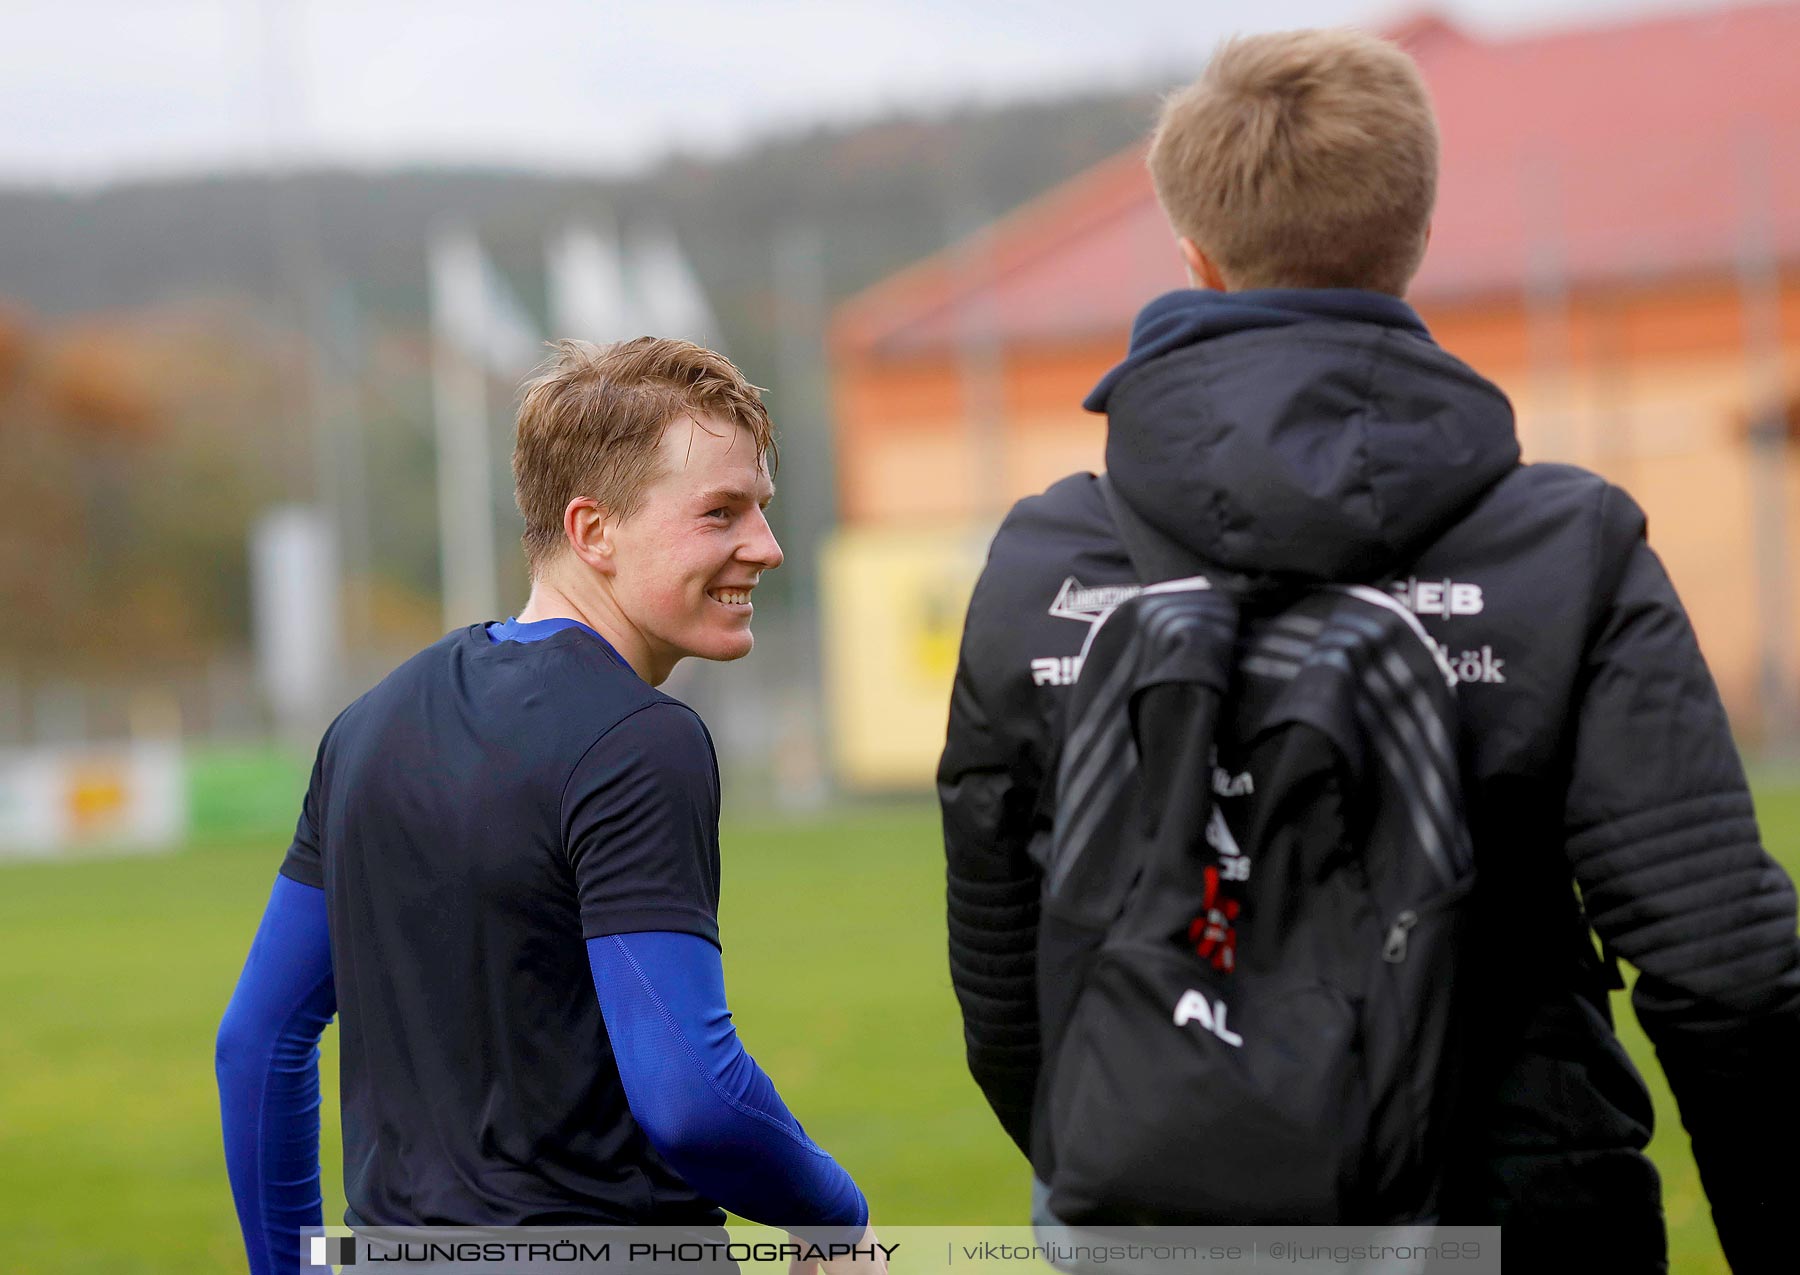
{"left": 1140, "top": 575, "right": 1212, "bottom": 596}
{"left": 1075, "top": 575, "right": 1212, "bottom": 668}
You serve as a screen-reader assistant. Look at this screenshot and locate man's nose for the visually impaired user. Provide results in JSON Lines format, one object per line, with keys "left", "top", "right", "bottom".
{"left": 741, "top": 507, "right": 783, "bottom": 570}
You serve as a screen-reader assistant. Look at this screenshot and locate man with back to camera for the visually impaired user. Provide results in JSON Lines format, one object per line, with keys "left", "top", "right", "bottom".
{"left": 217, "top": 337, "right": 884, "bottom": 1273}
{"left": 938, "top": 28, "right": 1800, "bottom": 1272}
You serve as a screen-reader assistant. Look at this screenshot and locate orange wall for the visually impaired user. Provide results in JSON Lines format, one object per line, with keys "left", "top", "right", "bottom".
{"left": 832, "top": 336, "right": 1122, "bottom": 524}
{"left": 1421, "top": 276, "right": 1800, "bottom": 723}
{"left": 830, "top": 275, "right": 1800, "bottom": 727}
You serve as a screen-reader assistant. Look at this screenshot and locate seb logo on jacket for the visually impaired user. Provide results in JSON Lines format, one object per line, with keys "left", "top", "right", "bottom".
{"left": 1389, "top": 576, "right": 1508, "bottom": 684}
{"left": 1030, "top": 573, "right": 1507, "bottom": 687}
{"left": 1389, "top": 577, "right": 1484, "bottom": 619}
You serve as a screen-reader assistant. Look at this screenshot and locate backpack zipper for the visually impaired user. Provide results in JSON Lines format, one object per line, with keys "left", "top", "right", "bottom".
{"left": 1382, "top": 910, "right": 1419, "bottom": 963}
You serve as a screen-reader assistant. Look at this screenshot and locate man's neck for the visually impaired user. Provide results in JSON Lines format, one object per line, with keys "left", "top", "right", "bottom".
{"left": 516, "top": 577, "right": 668, "bottom": 685}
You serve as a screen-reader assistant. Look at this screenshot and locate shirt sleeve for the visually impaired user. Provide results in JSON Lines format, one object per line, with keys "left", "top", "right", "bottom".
{"left": 216, "top": 873, "right": 337, "bottom": 1275}
{"left": 563, "top": 701, "right": 723, "bottom": 946}
{"left": 278, "top": 728, "right": 331, "bottom": 889}
{"left": 588, "top": 931, "right": 867, "bottom": 1241}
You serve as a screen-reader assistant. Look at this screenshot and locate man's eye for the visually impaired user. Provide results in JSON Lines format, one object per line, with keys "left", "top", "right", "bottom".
{"left": 705, "top": 508, "right": 731, "bottom": 520}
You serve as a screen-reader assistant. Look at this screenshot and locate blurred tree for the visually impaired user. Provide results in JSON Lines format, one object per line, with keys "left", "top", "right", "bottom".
{"left": 38, "top": 324, "right": 159, "bottom": 437}
{"left": 0, "top": 88, "right": 1168, "bottom": 711}
{"left": 0, "top": 302, "right": 292, "bottom": 677}
{"left": 0, "top": 303, "right": 27, "bottom": 390}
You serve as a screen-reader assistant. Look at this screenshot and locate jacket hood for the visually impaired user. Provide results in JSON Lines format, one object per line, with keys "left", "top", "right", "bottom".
{"left": 1091, "top": 289, "right": 1521, "bottom": 583}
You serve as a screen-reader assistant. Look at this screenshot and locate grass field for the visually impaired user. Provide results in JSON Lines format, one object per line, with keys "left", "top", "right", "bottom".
{"left": 2, "top": 751, "right": 1796, "bottom": 1273}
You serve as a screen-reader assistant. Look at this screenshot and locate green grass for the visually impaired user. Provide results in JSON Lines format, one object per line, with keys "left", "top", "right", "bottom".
{"left": 183, "top": 744, "right": 311, "bottom": 842}
{"left": 1, "top": 777, "right": 1795, "bottom": 1272}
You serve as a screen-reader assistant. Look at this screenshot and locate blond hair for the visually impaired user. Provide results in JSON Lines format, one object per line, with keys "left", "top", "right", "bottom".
{"left": 512, "top": 337, "right": 776, "bottom": 572}
{"left": 1148, "top": 28, "right": 1438, "bottom": 297}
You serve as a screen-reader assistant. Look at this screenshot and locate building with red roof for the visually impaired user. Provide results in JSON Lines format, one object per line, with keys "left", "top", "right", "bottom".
{"left": 823, "top": 2, "right": 1800, "bottom": 786}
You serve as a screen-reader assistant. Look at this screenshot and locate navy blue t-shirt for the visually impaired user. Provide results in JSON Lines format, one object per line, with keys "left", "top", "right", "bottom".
{"left": 279, "top": 620, "right": 726, "bottom": 1227}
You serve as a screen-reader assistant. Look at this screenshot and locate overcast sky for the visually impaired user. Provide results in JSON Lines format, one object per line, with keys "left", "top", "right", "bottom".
{"left": 0, "top": 0, "right": 1738, "bottom": 186}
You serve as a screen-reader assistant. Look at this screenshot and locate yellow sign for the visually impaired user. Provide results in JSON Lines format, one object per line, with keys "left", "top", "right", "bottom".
{"left": 65, "top": 761, "right": 131, "bottom": 835}
{"left": 820, "top": 523, "right": 995, "bottom": 792}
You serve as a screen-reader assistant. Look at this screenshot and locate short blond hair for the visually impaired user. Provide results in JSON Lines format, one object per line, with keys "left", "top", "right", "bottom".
{"left": 1148, "top": 28, "right": 1438, "bottom": 297}
{"left": 512, "top": 337, "right": 776, "bottom": 572}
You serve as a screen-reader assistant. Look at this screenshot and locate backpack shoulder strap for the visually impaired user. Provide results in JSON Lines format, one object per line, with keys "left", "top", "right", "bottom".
{"left": 1048, "top": 577, "right": 1240, "bottom": 929}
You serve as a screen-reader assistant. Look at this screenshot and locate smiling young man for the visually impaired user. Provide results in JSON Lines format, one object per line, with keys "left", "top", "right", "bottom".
{"left": 217, "top": 338, "right": 880, "bottom": 1273}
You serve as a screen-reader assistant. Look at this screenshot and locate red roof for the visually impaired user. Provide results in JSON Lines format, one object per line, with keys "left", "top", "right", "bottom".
{"left": 836, "top": 2, "right": 1800, "bottom": 358}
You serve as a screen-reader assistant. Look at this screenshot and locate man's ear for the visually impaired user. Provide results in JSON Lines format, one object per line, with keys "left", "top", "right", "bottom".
{"left": 564, "top": 496, "right": 616, "bottom": 575}
{"left": 1177, "top": 237, "right": 1228, "bottom": 291}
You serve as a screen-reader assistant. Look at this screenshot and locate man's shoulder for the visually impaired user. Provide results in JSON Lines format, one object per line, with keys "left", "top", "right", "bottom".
{"left": 1397, "top": 459, "right": 1657, "bottom": 759}
{"left": 996, "top": 471, "right": 1110, "bottom": 539}
{"left": 565, "top": 695, "right": 718, "bottom": 829}
{"left": 958, "top": 472, "right": 1138, "bottom": 687}
{"left": 498, "top": 647, "right": 708, "bottom": 772}
{"left": 981, "top": 471, "right": 1123, "bottom": 579}
{"left": 1485, "top": 459, "right": 1616, "bottom": 506}
{"left": 593, "top": 694, "right": 713, "bottom": 761}
{"left": 1439, "top": 460, "right": 1644, "bottom": 571}
{"left": 341, "top": 625, "right": 681, "bottom": 759}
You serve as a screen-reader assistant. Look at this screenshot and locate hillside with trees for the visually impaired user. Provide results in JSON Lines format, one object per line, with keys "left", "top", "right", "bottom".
{"left": 0, "top": 87, "right": 1165, "bottom": 722}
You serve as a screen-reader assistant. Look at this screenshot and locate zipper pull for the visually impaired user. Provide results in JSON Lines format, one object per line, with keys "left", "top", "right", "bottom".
{"left": 1382, "top": 910, "right": 1419, "bottom": 963}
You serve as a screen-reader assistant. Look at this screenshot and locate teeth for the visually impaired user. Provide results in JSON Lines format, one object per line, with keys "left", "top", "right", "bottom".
{"left": 712, "top": 589, "right": 750, "bottom": 606}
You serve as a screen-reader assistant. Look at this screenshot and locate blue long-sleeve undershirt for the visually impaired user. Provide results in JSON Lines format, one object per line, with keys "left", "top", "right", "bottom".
{"left": 216, "top": 873, "right": 336, "bottom": 1275}
{"left": 589, "top": 931, "right": 868, "bottom": 1240}
{"left": 217, "top": 877, "right": 865, "bottom": 1270}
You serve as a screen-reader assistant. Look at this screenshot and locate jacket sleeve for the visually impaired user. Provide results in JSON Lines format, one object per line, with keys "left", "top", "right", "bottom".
{"left": 1562, "top": 485, "right": 1800, "bottom": 1273}
{"left": 937, "top": 538, "right": 1046, "bottom": 1156}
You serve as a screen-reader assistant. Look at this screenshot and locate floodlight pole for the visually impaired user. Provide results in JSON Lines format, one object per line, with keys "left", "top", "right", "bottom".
{"left": 1738, "top": 132, "right": 1798, "bottom": 749}
{"left": 772, "top": 221, "right": 833, "bottom": 809}
{"left": 951, "top": 207, "right": 1009, "bottom": 518}
{"left": 430, "top": 224, "right": 501, "bottom": 633}
{"left": 258, "top": 0, "right": 347, "bottom": 728}
{"left": 1523, "top": 148, "right": 1574, "bottom": 463}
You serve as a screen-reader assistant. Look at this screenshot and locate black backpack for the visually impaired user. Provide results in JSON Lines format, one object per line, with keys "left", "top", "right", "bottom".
{"left": 1032, "top": 478, "right": 1475, "bottom": 1224}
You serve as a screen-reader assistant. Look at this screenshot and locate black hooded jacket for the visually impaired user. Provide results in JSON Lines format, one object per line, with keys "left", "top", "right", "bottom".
{"left": 939, "top": 288, "right": 1800, "bottom": 1271}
